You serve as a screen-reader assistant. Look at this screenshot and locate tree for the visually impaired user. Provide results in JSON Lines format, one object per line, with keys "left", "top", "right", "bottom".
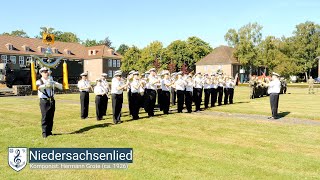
{"left": 2, "top": 30, "right": 29, "bottom": 38}
{"left": 98, "top": 37, "right": 112, "bottom": 48}
{"left": 82, "top": 39, "right": 100, "bottom": 47}
{"left": 117, "top": 44, "right": 129, "bottom": 55}
{"left": 165, "top": 40, "right": 192, "bottom": 71}
{"left": 225, "top": 22, "right": 263, "bottom": 73}
{"left": 120, "top": 46, "right": 141, "bottom": 73}
{"left": 186, "top": 36, "right": 212, "bottom": 70}
{"left": 140, "top": 41, "right": 164, "bottom": 72}
{"left": 291, "top": 21, "right": 320, "bottom": 80}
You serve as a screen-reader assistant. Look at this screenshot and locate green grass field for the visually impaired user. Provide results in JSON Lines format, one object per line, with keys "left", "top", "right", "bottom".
{"left": 0, "top": 87, "right": 319, "bottom": 179}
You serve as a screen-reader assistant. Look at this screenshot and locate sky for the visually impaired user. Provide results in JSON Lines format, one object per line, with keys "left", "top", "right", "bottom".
{"left": 1, "top": 0, "right": 320, "bottom": 49}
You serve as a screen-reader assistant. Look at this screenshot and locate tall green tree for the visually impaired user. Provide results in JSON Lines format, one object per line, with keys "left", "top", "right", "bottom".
{"left": 82, "top": 39, "right": 100, "bottom": 47}
{"left": 225, "top": 22, "right": 263, "bottom": 73}
{"left": 120, "top": 46, "right": 141, "bottom": 73}
{"left": 2, "top": 30, "right": 29, "bottom": 38}
{"left": 186, "top": 36, "right": 212, "bottom": 70}
{"left": 117, "top": 44, "right": 129, "bottom": 55}
{"left": 291, "top": 21, "right": 320, "bottom": 80}
{"left": 165, "top": 40, "right": 192, "bottom": 71}
{"left": 139, "top": 41, "right": 164, "bottom": 72}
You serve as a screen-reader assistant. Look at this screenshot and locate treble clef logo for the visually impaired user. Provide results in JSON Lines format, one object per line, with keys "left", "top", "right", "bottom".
{"left": 14, "top": 150, "right": 21, "bottom": 166}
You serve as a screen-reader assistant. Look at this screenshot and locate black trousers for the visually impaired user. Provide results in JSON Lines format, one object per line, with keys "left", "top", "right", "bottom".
{"left": 185, "top": 91, "right": 193, "bottom": 113}
{"left": 40, "top": 99, "right": 55, "bottom": 137}
{"left": 224, "top": 88, "right": 230, "bottom": 105}
{"left": 95, "top": 95, "right": 103, "bottom": 119}
{"left": 80, "top": 91, "right": 89, "bottom": 118}
{"left": 162, "top": 91, "right": 170, "bottom": 114}
{"left": 157, "top": 89, "right": 162, "bottom": 110}
{"left": 217, "top": 87, "right": 223, "bottom": 106}
{"left": 270, "top": 93, "right": 279, "bottom": 117}
{"left": 194, "top": 88, "right": 202, "bottom": 111}
{"left": 128, "top": 89, "right": 132, "bottom": 115}
{"left": 204, "top": 89, "right": 211, "bottom": 108}
{"left": 171, "top": 88, "right": 176, "bottom": 105}
{"left": 211, "top": 88, "right": 217, "bottom": 107}
{"left": 131, "top": 93, "right": 141, "bottom": 119}
{"left": 102, "top": 95, "right": 108, "bottom": 116}
{"left": 144, "top": 89, "right": 156, "bottom": 116}
{"left": 112, "top": 93, "right": 123, "bottom": 123}
{"left": 176, "top": 90, "right": 185, "bottom": 113}
{"left": 228, "top": 88, "right": 234, "bottom": 104}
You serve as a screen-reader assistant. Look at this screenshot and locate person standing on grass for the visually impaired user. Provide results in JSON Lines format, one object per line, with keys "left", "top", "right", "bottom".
{"left": 130, "top": 71, "right": 142, "bottom": 120}
{"left": 36, "top": 67, "right": 62, "bottom": 138}
{"left": 185, "top": 75, "right": 193, "bottom": 113}
{"left": 77, "top": 72, "right": 92, "bottom": 119}
{"left": 267, "top": 72, "right": 281, "bottom": 120}
{"left": 193, "top": 72, "right": 203, "bottom": 112}
{"left": 101, "top": 73, "right": 110, "bottom": 116}
{"left": 308, "top": 76, "right": 315, "bottom": 94}
{"left": 203, "top": 73, "right": 211, "bottom": 109}
{"left": 175, "top": 72, "right": 186, "bottom": 113}
{"left": 144, "top": 68, "right": 159, "bottom": 117}
{"left": 161, "top": 71, "right": 174, "bottom": 114}
{"left": 94, "top": 79, "right": 107, "bottom": 121}
{"left": 111, "top": 70, "right": 128, "bottom": 124}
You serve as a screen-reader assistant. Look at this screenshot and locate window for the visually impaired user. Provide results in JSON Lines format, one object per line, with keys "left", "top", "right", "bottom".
{"left": 8, "top": 44, "right": 13, "bottom": 50}
{"left": 108, "top": 70, "right": 112, "bottom": 77}
{"left": 53, "top": 48, "right": 59, "bottom": 54}
{"left": 113, "top": 60, "right": 117, "bottom": 67}
{"left": 108, "top": 59, "right": 113, "bottom": 67}
{"left": 117, "top": 60, "right": 120, "bottom": 67}
{"left": 26, "top": 57, "right": 32, "bottom": 65}
{"left": 10, "top": 56, "right": 16, "bottom": 64}
{"left": 19, "top": 56, "right": 24, "bottom": 65}
{"left": 67, "top": 50, "right": 71, "bottom": 55}
{"left": 1, "top": 55, "right": 7, "bottom": 63}
{"left": 41, "top": 48, "right": 46, "bottom": 53}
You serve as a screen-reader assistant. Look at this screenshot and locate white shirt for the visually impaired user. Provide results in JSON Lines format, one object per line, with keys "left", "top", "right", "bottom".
{"left": 185, "top": 80, "right": 193, "bottom": 92}
{"left": 94, "top": 85, "right": 107, "bottom": 95}
{"left": 111, "top": 78, "right": 124, "bottom": 94}
{"left": 139, "top": 79, "right": 146, "bottom": 93}
{"left": 268, "top": 79, "right": 281, "bottom": 94}
{"left": 147, "top": 76, "right": 158, "bottom": 90}
{"left": 225, "top": 80, "right": 235, "bottom": 89}
{"left": 130, "top": 79, "right": 140, "bottom": 93}
{"left": 210, "top": 79, "right": 218, "bottom": 89}
{"left": 78, "top": 80, "right": 91, "bottom": 92}
{"left": 175, "top": 78, "right": 186, "bottom": 91}
{"left": 203, "top": 78, "right": 211, "bottom": 89}
{"left": 193, "top": 77, "right": 203, "bottom": 89}
{"left": 36, "top": 78, "right": 54, "bottom": 98}
{"left": 161, "top": 79, "right": 171, "bottom": 91}
{"left": 101, "top": 79, "right": 110, "bottom": 94}
{"left": 218, "top": 78, "right": 224, "bottom": 87}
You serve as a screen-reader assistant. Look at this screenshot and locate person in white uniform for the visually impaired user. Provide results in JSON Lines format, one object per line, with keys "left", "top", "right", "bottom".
{"left": 77, "top": 72, "right": 92, "bottom": 119}
{"left": 111, "top": 70, "right": 128, "bottom": 124}
{"left": 267, "top": 72, "right": 281, "bottom": 119}
{"left": 36, "top": 67, "right": 62, "bottom": 138}
{"left": 94, "top": 79, "right": 107, "bottom": 120}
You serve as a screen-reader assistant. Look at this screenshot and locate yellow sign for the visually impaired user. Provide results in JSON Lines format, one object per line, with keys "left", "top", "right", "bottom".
{"left": 42, "top": 33, "right": 55, "bottom": 45}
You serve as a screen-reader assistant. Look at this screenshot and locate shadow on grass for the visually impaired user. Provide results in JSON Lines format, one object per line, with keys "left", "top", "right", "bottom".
{"left": 278, "top": 111, "right": 291, "bottom": 118}
{"left": 69, "top": 123, "right": 113, "bottom": 134}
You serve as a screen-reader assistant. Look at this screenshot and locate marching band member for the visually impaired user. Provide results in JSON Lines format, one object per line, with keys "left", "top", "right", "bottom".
{"left": 145, "top": 68, "right": 159, "bottom": 117}
{"left": 94, "top": 79, "right": 107, "bottom": 120}
{"left": 161, "top": 71, "right": 174, "bottom": 114}
{"left": 111, "top": 70, "right": 128, "bottom": 124}
{"left": 78, "top": 72, "right": 92, "bottom": 119}
{"left": 193, "top": 72, "right": 203, "bottom": 112}
{"left": 224, "top": 76, "right": 231, "bottom": 105}
{"left": 139, "top": 73, "right": 146, "bottom": 108}
{"left": 175, "top": 72, "right": 186, "bottom": 113}
{"left": 127, "top": 70, "right": 135, "bottom": 117}
{"left": 130, "top": 71, "right": 142, "bottom": 120}
{"left": 228, "top": 76, "right": 236, "bottom": 104}
{"left": 36, "top": 67, "right": 63, "bottom": 138}
{"left": 217, "top": 73, "right": 224, "bottom": 106}
{"left": 170, "top": 72, "right": 177, "bottom": 105}
{"left": 156, "top": 72, "right": 163, "bottom": 111}
{"left": 185, "top": 75, "right": 193, "bottom": 113}
{"left": 203, "top": 73, "right": 211, "bottom": 109}
{"left": 101, "top": 73, "right": 110, "bottom": 116}
{"left": 210, "top": 73, "right": 218, "bottom": 107}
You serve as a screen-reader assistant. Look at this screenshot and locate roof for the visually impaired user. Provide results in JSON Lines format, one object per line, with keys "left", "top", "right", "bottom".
{"left": 0, "top": 35, "right": 122, "bottom": 60}
{"left": 196, "top": 45, "right": 240, "bottom": 65}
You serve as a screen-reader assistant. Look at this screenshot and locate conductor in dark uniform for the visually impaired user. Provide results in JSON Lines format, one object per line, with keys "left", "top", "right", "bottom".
{"left": 36, "top": 67, "right": 62, "bottom": 138}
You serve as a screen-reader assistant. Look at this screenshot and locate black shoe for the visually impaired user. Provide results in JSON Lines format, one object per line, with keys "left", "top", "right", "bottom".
{"left": 81, "top": 117, "right": 88, "bottom": 120}
{"left": 97, "top": 118, "right": 103, "bottom": 121}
